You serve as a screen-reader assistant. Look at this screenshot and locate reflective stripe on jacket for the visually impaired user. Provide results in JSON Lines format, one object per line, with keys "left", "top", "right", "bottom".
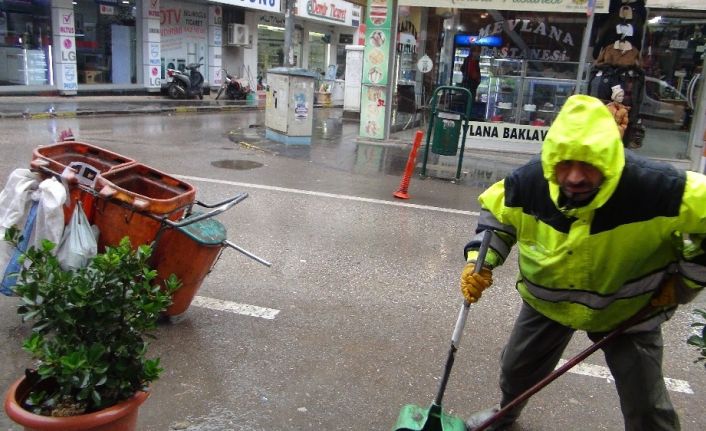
{"left": 468, "top": 95, "right": 706, "bottom": 332}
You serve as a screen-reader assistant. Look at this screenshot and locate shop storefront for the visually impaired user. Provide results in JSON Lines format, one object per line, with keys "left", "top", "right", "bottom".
{"left": 395, "top": 0, "right": 604, "bottom": 135}
{"left": 256, "top": 0, "right": 360, "bottom": 85}
{"left": 394, "top": 0, "right": 706, "bottom": 167}
{"left": 0, "top": 0, "right": 52, "bottom": 87}
{"left": 159, "top": 0, "right": 209, "bottom": 80}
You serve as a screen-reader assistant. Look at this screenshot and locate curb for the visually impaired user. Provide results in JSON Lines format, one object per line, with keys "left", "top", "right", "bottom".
{"left": 0, "top": 104, "right": 263, "bottom": 120}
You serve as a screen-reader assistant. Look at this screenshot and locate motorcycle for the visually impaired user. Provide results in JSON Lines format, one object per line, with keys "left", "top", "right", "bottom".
{"left": 215, "top": 69, "right": 251, "bottom": 101}
{"left": 166, "top": 58, "right": 205, "bottom": 100}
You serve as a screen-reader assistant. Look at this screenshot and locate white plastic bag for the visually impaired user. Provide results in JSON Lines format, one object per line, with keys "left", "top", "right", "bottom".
{"left": 30, "top": 177, "right": 67, "bottom": 250}
{"left": 56, "top": 202, "right": 97, "bottom": 270}
{"left": 0, "top": 169, "right": 39, "bottom": 272}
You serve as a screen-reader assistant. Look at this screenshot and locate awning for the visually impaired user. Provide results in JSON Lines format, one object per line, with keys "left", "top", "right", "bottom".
{"left": 397, "top": 0, "right": 609, "bottom": 14}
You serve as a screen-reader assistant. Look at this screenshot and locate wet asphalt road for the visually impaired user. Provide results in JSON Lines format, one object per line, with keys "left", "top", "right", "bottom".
{"left": 0, "top": 109, "right": 704, "bottom": 430}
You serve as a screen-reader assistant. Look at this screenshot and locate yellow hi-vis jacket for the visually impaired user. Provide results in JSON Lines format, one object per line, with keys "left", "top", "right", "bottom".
{"left": 465, "top": 95, "right": 706, "bottom": 332}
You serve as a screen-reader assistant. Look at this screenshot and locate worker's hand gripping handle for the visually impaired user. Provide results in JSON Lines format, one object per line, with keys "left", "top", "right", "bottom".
{"left": 452, "top": 230, "right": 492, "bottom": 348}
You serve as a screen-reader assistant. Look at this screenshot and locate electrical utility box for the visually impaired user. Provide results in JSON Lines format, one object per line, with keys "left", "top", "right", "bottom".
{"left": 265, "top": 67, "right": 318, "bottom": 145}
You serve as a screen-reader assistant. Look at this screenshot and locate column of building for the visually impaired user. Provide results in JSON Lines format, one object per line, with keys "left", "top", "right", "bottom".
{"left": 50, "top": 0, "right": 77, "bottom": 94}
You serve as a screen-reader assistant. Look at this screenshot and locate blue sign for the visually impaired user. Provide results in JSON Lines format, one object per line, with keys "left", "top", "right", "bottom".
{"left": 454, "top": 34, "right": 503, "bottom": 48}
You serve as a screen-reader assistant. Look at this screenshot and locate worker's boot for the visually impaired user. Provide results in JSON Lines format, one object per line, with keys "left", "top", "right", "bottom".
{"left": 465, "top": 403, "right": 522, "bottom": 431}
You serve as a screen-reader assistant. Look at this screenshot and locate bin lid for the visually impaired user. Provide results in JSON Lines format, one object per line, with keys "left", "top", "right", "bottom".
{"left": 175, "top": 212, "right": 227, "bottom": 245}
{"left": 267, "top": 67, "right": 319, "bottom": 79}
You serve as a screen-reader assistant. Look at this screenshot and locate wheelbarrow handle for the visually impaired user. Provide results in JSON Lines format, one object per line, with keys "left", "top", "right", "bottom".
{"left": 162, "top": 192, "right": 248, "bottom": 229}
{"left": 223, "top": 240, "right": 272, "bottom": 267}
{"left": 194, "top": 192, "right": 249, "bottom": 209}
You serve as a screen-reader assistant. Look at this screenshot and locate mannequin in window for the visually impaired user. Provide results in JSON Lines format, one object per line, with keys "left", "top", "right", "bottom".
{"left": 606, "top": 85, "right": 630, "bottom": 138}
{"left": 461, "top": 45, "right": 482, "bottom": 102}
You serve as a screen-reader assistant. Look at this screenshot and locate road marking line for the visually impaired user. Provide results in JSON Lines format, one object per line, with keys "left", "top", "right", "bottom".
{"left": 191, "top": 295, "right": 280, "bottom": 320}
{"left": 557, "top": 359, "right": 693, "bottom": 394}
{"left": 177, "top": 175, "right": 478, "bottom": 216}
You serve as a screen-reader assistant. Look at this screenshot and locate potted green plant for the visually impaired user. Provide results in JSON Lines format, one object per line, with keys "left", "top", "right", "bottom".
{"left": 2, "top": 226, "right": 179, "bottom": 431}
{"left": 688, "top": 308, "right": 706, "bottom": 369}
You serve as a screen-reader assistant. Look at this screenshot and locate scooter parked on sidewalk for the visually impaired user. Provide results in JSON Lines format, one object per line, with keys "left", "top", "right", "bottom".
{"left": 215, "top": 69, "right": 250, "bottom": 101}
{"left": 167, "top": 58, "right": 205, "bottom": 100}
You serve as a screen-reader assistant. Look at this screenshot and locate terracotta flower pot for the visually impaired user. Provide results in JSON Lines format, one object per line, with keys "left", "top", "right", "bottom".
{"left": 4, "top": 377, "right": 149, "bottom": 431}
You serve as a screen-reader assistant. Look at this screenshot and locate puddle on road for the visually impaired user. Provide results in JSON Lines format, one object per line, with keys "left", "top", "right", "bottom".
{"left": 211, "top": 159, "right": 264, "bottom": 170}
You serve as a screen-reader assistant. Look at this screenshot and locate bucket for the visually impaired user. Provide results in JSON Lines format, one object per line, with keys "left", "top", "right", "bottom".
{"left": 31, "top": 141, "right": 135, "bottom": 223}
{"left": 94, "top": 163, "right": 196, "bottom": 251}
{"left": 151, "top": 214, "right": 227, "bottom": 316}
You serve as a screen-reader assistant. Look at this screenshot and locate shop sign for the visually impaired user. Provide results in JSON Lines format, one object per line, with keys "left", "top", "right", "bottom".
{"left": 259, "top": 14, "right": 285, "bottom": 27}
{"left": 397, "top": 0, "right": 608, "bottom": 14}
{"left": 61, "top": 37, "right": 76, "bottom": 62}
{"left": 149, "top": 66, "right": 160, "bottom": 87}
{"left": 417, "top": 55, "right": 432, "bottom": 73}
{"left": 360, "top": 85, "right": 386, "bottom": 139}
{"left": 479, "top": 19, "right": 579, "bottom": 60}
{"left": 466, "top": 121, "right": 549, "bottom": 143}
{"left": 210, "top": 0, "right": 281, "bottom": 14}
{"left": 293, "top": 0, "right": 362, "bottom": 27}
{"left": 149, "top": 43, "right": 160, "bottom": 65}
{"left": 60, "top": 63, "right": 78, "bottom": 91}
{"left": 144, "top": 0, "right": 160, "bottom": 18}
{"left": 56, "top": 10, "right": 75, "bottom": 36}
{"left": 100, "top": 5, "right": 116, "bottom": 15}
{"left": 211, "top": 6, "right": 223, "bottom": 25}
{"left": 160, "top": 3, "right": 208, "bottom": 38}
{"left": 360, "top": 0, "right": 392, "bottom": 139}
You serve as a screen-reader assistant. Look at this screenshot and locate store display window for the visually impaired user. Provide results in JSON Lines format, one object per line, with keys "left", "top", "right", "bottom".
{"left": 0, "top": 0, "right": 52, "bottom": 86}
{"left": 74, "top": 0, "right": 136, "bottom": 85}
{"left": 257, "top": 17, "right": 302, "bottom": 77}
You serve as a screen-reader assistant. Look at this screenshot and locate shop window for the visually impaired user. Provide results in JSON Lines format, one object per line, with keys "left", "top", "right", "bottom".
{"left": 74, "top": 0, "right": 136, "bottom": 85}
{"left": 0, "top": 1, "right": 52, "bottom": 86}
{"left": 309, "top": 31, "right": 328, "bottom": 77}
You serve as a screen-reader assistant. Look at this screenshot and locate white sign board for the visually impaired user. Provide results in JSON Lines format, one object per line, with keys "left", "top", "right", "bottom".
{"left": 417, "top": 54, "right": 432, "bottom": 73}
{"left": 210, "top": 0, "right": 281, "bottom": 13}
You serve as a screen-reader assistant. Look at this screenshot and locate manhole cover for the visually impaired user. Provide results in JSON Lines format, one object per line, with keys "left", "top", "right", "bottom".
{"left": 211, "top": 159, "right": 264, "bottom": 170}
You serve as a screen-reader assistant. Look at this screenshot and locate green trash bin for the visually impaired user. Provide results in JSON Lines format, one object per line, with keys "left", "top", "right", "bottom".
{"left": 431, "top": 112, "right": 462, "bottom": 156}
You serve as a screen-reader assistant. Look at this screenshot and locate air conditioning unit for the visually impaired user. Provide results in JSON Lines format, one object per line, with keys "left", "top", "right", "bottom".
{"left": 227, "top": 24, "right": 249, "bottom": 46}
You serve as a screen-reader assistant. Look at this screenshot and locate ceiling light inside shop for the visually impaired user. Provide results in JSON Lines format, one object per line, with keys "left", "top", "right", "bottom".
{"left": 649, "top": 16, "right": 662, "bottom": 24}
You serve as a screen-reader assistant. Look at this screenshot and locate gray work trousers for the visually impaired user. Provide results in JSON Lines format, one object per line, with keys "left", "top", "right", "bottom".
{"left": 498, "top": 301, "right": 680, "bottom": 430}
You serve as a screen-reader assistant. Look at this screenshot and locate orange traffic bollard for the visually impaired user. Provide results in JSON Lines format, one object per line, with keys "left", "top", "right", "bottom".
{"left": 393, "top": 130, "right": 425, "bottom": 200}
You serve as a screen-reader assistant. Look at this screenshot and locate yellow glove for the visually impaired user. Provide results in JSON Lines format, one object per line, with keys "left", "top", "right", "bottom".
{"left": 460, "top": 263, "right": 493, "bottom": 304}
{"left": 650, "top": 274, "right": 679, "bottom": 308}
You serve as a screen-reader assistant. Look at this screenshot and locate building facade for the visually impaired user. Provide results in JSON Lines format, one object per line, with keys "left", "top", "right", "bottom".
{"left": 0, "top": 0, "right": 360, "bottom": 94}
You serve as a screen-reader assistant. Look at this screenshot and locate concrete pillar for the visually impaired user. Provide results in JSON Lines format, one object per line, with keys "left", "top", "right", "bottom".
{"left": 139, "top": 0, "right": 161, "bottom": 92}
{"left": 51, "top": 0, "right": 77, "bottom": 95}
{"left": 208, "top": 5, "right": 224, "bottom": 89}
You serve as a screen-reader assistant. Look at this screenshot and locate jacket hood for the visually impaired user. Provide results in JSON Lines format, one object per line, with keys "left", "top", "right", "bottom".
{"left": 541, "top": 94, "right": 625, "bottom": 215}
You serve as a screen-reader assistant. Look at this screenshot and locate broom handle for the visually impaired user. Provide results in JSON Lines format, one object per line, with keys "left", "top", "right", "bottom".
{"left": 434, "top": 230, "right": 492, "bottom": 406}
